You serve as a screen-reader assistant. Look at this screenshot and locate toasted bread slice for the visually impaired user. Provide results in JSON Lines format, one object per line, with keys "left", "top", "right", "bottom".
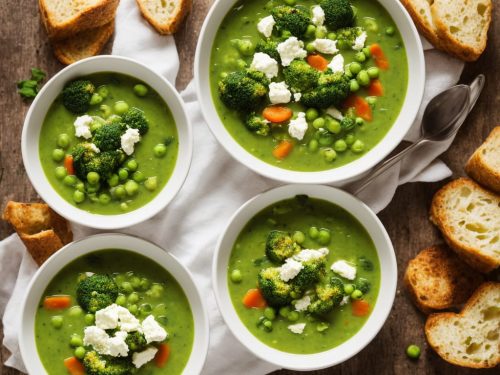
{"left": 2, "top": 202, "right": 72, "bottom": 265}
{"left": 430, "top": 178, "right": 500, "bottom": 273}
{"left": 404, "top": 245, "right": 484, "bottom": 314}
{"left": 431, "top": 0, "right": 492, "bottom": 62}
{"left": 400, "top": 0, "right": 443, "bottom": 49}
{"left": 136, "top": 0, "right": 191, "bottom": 35}
{"left": 52, "top": 21, "right": 114, "bottom": 65}
{"left": 425, "top": 282, "right": 500, "bottom": 368}
{"left": 39, "top": 0, "right": 119, "bottom": 40}
{"left": 465, "top": 127, "right": 500, "bottom": 194}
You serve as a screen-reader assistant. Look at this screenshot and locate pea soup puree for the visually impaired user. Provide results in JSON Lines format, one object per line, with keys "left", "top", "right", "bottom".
{"left": 228, "top": 195, "right": 380, "bottom": 354}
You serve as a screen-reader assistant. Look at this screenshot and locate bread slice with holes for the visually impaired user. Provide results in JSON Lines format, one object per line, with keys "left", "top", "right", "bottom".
{"left": 404, "top": 245, "right": 484, "bottom": 314}
{"left": 39, "top": 0, "right": 119, "bottom": 40}
{"left": 400, "top": 0, "right": 443, "bottom": 49}
{"left": 52, "top": 21, "right": 114, "bottom": 65}
{"left": 431, "top": 0, "right": 492, "bottom": 62}
{"left": 136, "top": 0, "right": 191, "bottom": 34}
{"left": 430, "top": 178, "right": 500, "bottom": 273}
{"left": 425, "top": 282, "right": 500, "bottom": 368}
{"left": 465, "top": 127, "right": 500, "bottom": 194}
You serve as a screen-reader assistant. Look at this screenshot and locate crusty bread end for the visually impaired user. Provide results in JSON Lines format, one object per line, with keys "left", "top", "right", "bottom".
{"left": 136, "top": 0, "right": 191, "bottom": 35}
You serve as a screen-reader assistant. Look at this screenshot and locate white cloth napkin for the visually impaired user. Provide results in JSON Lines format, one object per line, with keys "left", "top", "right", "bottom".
{"left": 1, "top": 0, "right": 465, "bottom": 373}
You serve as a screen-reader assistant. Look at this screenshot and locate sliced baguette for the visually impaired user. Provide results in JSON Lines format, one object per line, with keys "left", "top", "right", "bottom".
{"left": 465, "top": 126, "right": 500, "bottom": 194}
{"left": 404, "top": 245, "right": 484, "bottom": 314}
{"left": 431, "top": 0, "right": 492, "bottom": 61}
{"left": 39, "top": 0, "right": 119, "bottom": 40}
{"left": 430, "top": 178, "right": 500, "bottom": 273}
{"left": 52, "top": 21, "right": 115, "bottom": 65}
{"left": 136, "top": 0, "right": 191, "bottom": 35}
{"left": 400, "top": 0, "right": 443, "bottom": 49}
{"left": 425, "top": 282, "right": 500, "bottom": 368}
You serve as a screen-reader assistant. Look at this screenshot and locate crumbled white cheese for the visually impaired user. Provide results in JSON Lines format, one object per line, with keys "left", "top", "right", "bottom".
{"left": 294, "top": 92, "right": 302, "bottom": 102}
{"left": 326, "top": 106, "right": 344, "bottom": 120}
{"left": 269, "top": 81, "right": 291, "bottom": 104}
{"left": 85, "top": 272, "right": 95, "bottom": 277}
{"left": 117, "top": 307, "right": 142, "bottom": 333}
{"left": 257, "top": 15, "right": 275, "bottom": 38}
{"left": 288, "top": 323, "right": 306, "bottom": 334}
{"left": 312, "top": 39, "right": 338, "bottom": 55}
{"left": 83, "top": 326, "right": 110, "bottom": 354}
{"left": 328, "top": 54, "right": 344, "bottom": 73}
{"left": 277, "top": 37, "right": 307, "bottom": 66}
{"left": 294, "top": 248, "right": 329, "bottom": 262}
{"left": 141, "top": 315, "right": 168, "bottom": 344}
{"left": 74, "top": 115, "right": 93, "bottom": 139}
{"left": 294, "top": 295, "right": 311, "bottom": 312}
{"left": 311, "top": 6, "right": 325, "bottom": 26}
{"left": 288, "top": 112, "right": 308, "bottom": 141}
{"left": 107, "top": 331, "right": 129, "bottom": 357}
{"left": 250, "top": 52, "right": 279, "bottom": 79}
{"left": 353, "top": 31, "right": 367, "bottom": 51}
{"left": 121, "top": 128, "right": 141, "bottom": 156}
{"left": 340, "top": 295, "right": 350, "bottom": 306}
{"left": 89, "top": 143, "right": 100, "bottom": 153}
{"left": 95, "top": 304, "right": 120, "bottom": 330}
{"left": 132, "top": 347, "right": 158, "bottom": 368}
{"left": 331, "top": 260, "right": 357, "bottom": 280}
{"left": 280, "top": 258, "right": 304, "bottom": 282}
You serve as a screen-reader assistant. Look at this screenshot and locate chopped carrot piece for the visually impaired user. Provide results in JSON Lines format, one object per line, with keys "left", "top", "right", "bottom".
{"left": 368, "top": 79, "right": 384, "bottom": 96}
{"left": 64, "top": 155, "right": 74, "bottom": 175}
{"left": 63, "top": 357, "right": 85, "bottom": 375}
{"left": 155, "top": 343, "right": 170, "bottom": 368}
{"left": 44, "top": 295, "right": 71, "bottom": 310}
{"left": 343, "top": 95, "right": 372, "bottom": 121}
{"left": 242, "top": 288, "right": 267, "bottom": 309}
{"left": 307, "top": 54, "right": 329, "bottom": 72}
{"left": 369, "top": 44, "right": 389, "bottom": 70}
{"left": 263, "top": 106, "right": 293, "bottom": 123}
{"left": 272, "top": 140, "right": 294, "bottom": 160}
{"left": 352, "top": 300, "right": 370, "bottom": 317}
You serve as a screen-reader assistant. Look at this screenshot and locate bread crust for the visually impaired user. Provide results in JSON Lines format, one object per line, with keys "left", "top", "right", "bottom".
{"left": 136, "top": 0, "right": 191, "bottom": 35}
{"left": 430, "top": 178, "right": 500, "bottom": 273}
{"left": 465, "top": 127, "right": 500, "bottom": 194}
{"left": 400, "top": 0, "right": 443, "bottom": 50}
{"left": 39, "top": 0, "right": 119, "bottom": 40}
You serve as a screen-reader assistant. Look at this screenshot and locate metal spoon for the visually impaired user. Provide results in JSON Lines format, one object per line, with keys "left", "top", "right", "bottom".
{"left": 353, "top": 75, "right": 484, "bottom": 195}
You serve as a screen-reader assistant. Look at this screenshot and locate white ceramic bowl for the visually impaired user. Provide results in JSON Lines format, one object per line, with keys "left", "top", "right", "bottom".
{"left": 212, "top": 184, "right": 397, "bottom": 370}
{"left": 19, "top": 233, "right": 209, "bottom": 374}
{"left": 195, "top": 0, "right": 425, "bottom": 185}
{"left": 22, "top": 56, "right": 192, "bottom": 229}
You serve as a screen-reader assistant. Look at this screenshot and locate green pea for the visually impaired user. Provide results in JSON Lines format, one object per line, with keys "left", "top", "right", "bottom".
{"left": 108, "top": 174, "right": 119, "bottom": 187}
{"left": 305, "top": 24, "right": 316, "bottom": 38}
{"left": 236, "top": 40, "right": 255, "bottom": 56}
{"left": 84, "top": 314, "right": 95, "bottom": 325}
{"left": 323, "top": 149, "right": 336, "bottom": 162}
{"left": 406, "top": 344, "right": 421, "bottom": 359}
{"left": 128, "top": 304, "right": 138, "bottom": 315}
{"left": 350, "top": 79, "right": 360, "bottom": 92}
{"left": 52, "top": 149, "right": 65, "bottom": 162}
{"left": 315, "top": 26, "right": 326, "bottom": 38}
{"left": 317, "top": 229, "right": 331, "bottom": 245}
{"left": 264, "top": 307, "right": 276, "bottom": 321}
{"left": 63, "top": 175, "right": 76, "bottom": 186}
{"left": 279, "top": 306, "right": 291, "bottom": 318}
{"left": 344, "top": 69, "right": 353, "bottom": 79}
{"left": 132, "top": 171, "right": 145, "bottom": 183}
{"left": 154, "top": 144, "right": 167, "bottom": 157}
{"left": 290, "top": 290, "right": 300, "bottom": 299}
{"left": 362, "top": 47, "right": 371, "bottom": 57}
{"left": 139, "top": 278, "right": 150, "bottom": 291}
{"left": 306, "top": 42, "right": 316, "bottom": 53}
{"left": 133, "top": 84, "right": 149, "bottom": 97}
{"left": 367, "top": 67, "right": 380, "bottom": 79}
{"left": 126, "top": 159, "right": 138, "bottom": 171}
{"left": 334, "top": 139, "right": 347, "bottom": 152}
{"left": 308, "top": 139, "right": 319, "bottom": 152}
{"left": 87, "top": 171, "right": 100, "bottom": 185}
{"left": 139, "top": 303, "right": 152, "bottom": 315}
{"left": 122, "top": 281, "right": 134, "bottom": 293}
{"left": 316, "top": 322, "right": 329, "bottom": 332}
{"left": 236, "top": 59, "right": 246, "bottom": 69}
{"left": 113, "top": 185, "right": 126, "bottom": 199}
{"left": 114, "top": 101, "right": 129, "bottom": 115}
{"left": 144, "top": 176, "right": 158, "bottom": 191}
{"left": 345, "top": 133, "right": 355, "bottom": 146}
{"left": 55, "top": 166, "right": 67, "bottom": 179}
{"left": 318, "top": 132, "right": 334, "bottom": 146}
{"left": 357, "top": 70, "right": 370, "bottom": 86}
{"left": 305, "top": 108, "right": 319, "bottom": 121}
{"left": 99, "top": 104, "right": 112, "bottom": 118}
{"left": 354, "top": 51, "right": 367, "bottom": 62}
{"left": 327, "top": 32, "right": 336, "bottom": 40}
{"left": 97, "top": 86, "right": 109, "bottom": 98}
{"left": 86, "top": 182, "right": 99, "bottom": 193}
{"left": 292, "top": 231, "right": 305, "bottom": 244}
{"left": 120, "top": 202, "right": 129, "bottom": 211}
{"left": 90, "top": 93, "right": 103, "bottom": 106}
{"left": 57, "top": 134, "right": 70, "bottom": 149}
{"left": 73, "top": 190, "right": 85, "bottom": 203}
{"left": 157, "top": 315, "right": 169, "bottom": 325}
{"left": 364, "top": 18, "right": 378, "bottom": 32}
{"left": 70, "top": 334, "right": 83, "bottom": 347}
{"left": 147, "top": 284, "right": 164, "bottom": 298}
{"left": 118, "top": 168, "right": 129, "bottom": 180}
{"left": 351, "top": 139, "right": 365, "bottom": 153}
{"left": 355, "top": 117, "right": 364, "bottom": 126}
{"left": 385, "top": 26, "right": 395, "bottom": 36}
{"left": 287, "top": 311, "right": 299, "bottom": 322}
{"left": 312, "top": 117, "right": 325, "bottom": 129}
{"left": 98, "top": 193, "right": 111, "bottom": 205}
{"left": 116, "top": 294, "right": 127, "bottom": 306}
{"left": 51, "top": 315, "right": 63, "bottom": 328}
{"left": 281, "top": 30, "right": 292, "bottom": 39}
{"left": 128, "top": 292, "right": 140, "bottom": 304}
{"left": 230, "top": 269, "right": 242, "bottom": 283}
{"left": 349, "top": 62, "right": 362, "bottom": 75}
{"left": 263, "top": 319, "right": 273, "bottom": 331}
{"left": 125, "top": 180, "right": 139, "bottom": 196}
{"left": 131, "top": 276, "right": 141, "bottom": 289}
{"left": 366, "top": 96, "right": 377, "bottom": 105}
{"left": 220, "top": 72, "right": 228, "bottom": 79}
{"left": 344, "top": 284, "right": 355, "bottom": 295}
{"left": 326, "top": 118, "right": 341, "bottom": 134}
{"left": 68, "top": 306, "right": 83, "bottom": 317}
{"left": 351, "top": 289, "right": 363, "bottom": 299}
{"left": 74, "top": 346, "right": 86, "bottom": 359}
{"left": 309, "top": 226, "right": 319, "bottom": 239}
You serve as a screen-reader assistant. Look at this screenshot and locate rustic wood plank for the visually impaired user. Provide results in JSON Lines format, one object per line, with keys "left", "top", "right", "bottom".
{"left": 0, "top": 0, "right": 498, "bottom": 374}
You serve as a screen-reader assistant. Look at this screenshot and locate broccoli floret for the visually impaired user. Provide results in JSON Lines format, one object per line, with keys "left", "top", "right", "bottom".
{"left": 125, "top": 331, "right": 147, "bottom": 352}
{"left": 255, "top": 40, "right": 280, "bottom": 62}
{"left": 83, "top": 351, "right": 135, "bottom": 375}
{"left": 283, "top": 60, "right": 320, "bottom": 92}
{"left": 258, "top": 267, "right": 294, "bottom": 307}
{"left": 321, "top": 0, "right": 355, "bottom": 30}
{"left": 308, "top": 277, "right": 345, "bottom": 315}
{"left": 335, "top": 27, "right": 365, "bottom": 49}
{"left": 76, "top": 274, "right": 119, "bottom": 313}
{"left": 245, "top": 113, "right": 270, "bottom": 136}
{"left": 271, "top": 5, "right": 311, "bottom": 37}
{"left": 62, "top": 80, "right": 95, "bottom": 114}
{"left": 72, "top": 145, "right": 122, "bottom": 180}
{"left": 265, "top": 230, "right": 300, "bottom": 263}
{"left": 355, "top": 277, "right": 371, "bottom": 294}
{"left": 121, "top": 107, "right": 149, "bottom": 135}
{"left": 301, "top": 73, "right": 350, "bottom": 108}
{"left": 218, "top": 70, "right": 269, "bottom": 112}
{"left": 292, "top": 257, "right": 327, "bottom": 290}
{"left": 340, "top": 116, "right": 356, "bottom": 131}
{"left": 93, "top": 122, "right": 125, "bottom": 152}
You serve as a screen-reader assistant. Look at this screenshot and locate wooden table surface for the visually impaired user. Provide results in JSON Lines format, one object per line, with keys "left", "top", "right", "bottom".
{"left": 0, "top": 1, "right": 498, "bottom": 374}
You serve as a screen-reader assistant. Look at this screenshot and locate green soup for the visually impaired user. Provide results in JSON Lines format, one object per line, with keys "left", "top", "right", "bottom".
{"left": 35, "top": 250, "right": 194, "bottom": 374}
{"left": 39, "top": 73, "right": 178, "bottom": 214}
{"left": 210, "top": 0, "right": 408, "bottom": 171}
{"left": 227, "top": 196, "right": 380, "bottom": 354}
